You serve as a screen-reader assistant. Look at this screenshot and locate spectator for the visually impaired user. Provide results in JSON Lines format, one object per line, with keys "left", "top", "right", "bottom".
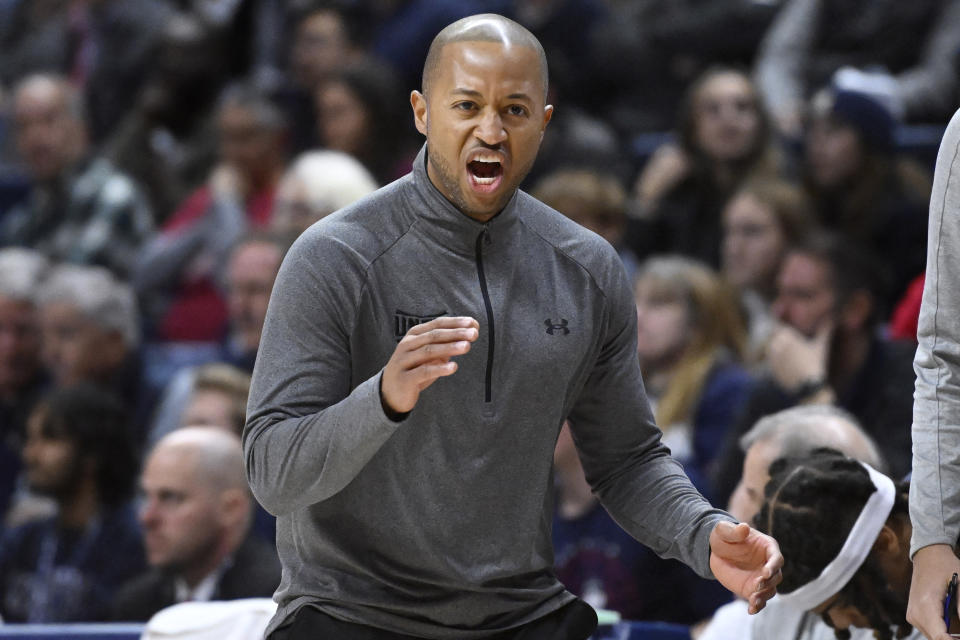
{"left": 754, "top": 0, "right": 960, "bottom": 138}
{"left": 0, "top": 385, "right": 144, "bottom": 622}
{"left": 801, "top": 86, "right": 931, "bottom": 308}
{"left": 134, "top": 84, "right": 287, "bottom": 342}
{"left": 273, "top": 2, "right": 367, "bottom": 154}
{"left": 104, "top": 12, "right": 227, "bottom": 221}
{"left": 633, "top": 256, "right": 753, "bottom": 500}
{"left": 754, "top": 449, "right": 916, "bottom": 640}
{"left": 701, "top": 405, "right": 885, "bottom": 640}
{"left": 0, "top": 74, "right": 154, "bottom": 278}
{"left": 0, "top": 0, "right": 174, "bottom": 142}
{"left": 0, "top": 248, "right": 49, "bottom": 522}
{"left": 314, "top": 58, "right": 418, "bottom": 184}
{"left": 628, "top": 66, "right": 785, "bottom": 269}
{"left": 712, "top": 232, "right": 917, "bottom": 504}
{"left": 720, "top": 177, "right": 814, "bottom": 358}
{"left": 270, "top": 150, "right": 377, "bottom": 238}
{"left": 532, "top": 168, "right": 640, "bottom": 281}
{"left": 112, "top": 427, "right": 280, "bottom": 622}
{"left": 553, "top": 421, "right": 732, "bottom": 623}
{"left": 37, "top": 265, "right": 144, "bottom": 427}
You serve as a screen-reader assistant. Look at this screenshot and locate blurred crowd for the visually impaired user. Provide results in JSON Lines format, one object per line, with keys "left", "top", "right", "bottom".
{"left": 0, "top": 0, "right": 957, "bottom": 629}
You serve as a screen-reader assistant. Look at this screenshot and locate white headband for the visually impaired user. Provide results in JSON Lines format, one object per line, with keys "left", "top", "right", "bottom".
{"left": 775, "top": 462, "right": 896, "bottom": 612}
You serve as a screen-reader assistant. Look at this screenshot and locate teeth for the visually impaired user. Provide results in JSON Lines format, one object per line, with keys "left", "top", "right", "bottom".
{"left": 473, "top": 176, "right": 497, "bottom": 185}
{"left": 472, "top": 155, "right": 500, "bottom": 163}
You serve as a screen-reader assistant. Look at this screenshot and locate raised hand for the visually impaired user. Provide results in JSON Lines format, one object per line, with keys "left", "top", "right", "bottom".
{"left": 381, "top": 316, "right": 480, "bottom": 415}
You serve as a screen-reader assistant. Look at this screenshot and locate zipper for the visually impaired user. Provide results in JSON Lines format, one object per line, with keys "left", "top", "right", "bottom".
{"left": 475, "top": 228, "right": 495, "bottom": 403}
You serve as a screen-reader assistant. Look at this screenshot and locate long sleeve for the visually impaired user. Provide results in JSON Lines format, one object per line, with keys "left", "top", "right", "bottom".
{"left": 566, "top": 255, "right": 735, "bottom": 579}
{"left": 753, "top": 0, "right": 820, "bottom": 126}
{"left": 911, "top": 107, "right": 960, "bottom": 555}
{"left": 242, "top": 226, "right": 401, "bottom": 516}
{"left": 895, "top": 0, "right": 960, "bottom": 121}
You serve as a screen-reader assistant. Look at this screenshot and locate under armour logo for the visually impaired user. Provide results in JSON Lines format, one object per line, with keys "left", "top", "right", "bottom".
{"left": 544, "top": 318, "right": 569, "bottom": 335}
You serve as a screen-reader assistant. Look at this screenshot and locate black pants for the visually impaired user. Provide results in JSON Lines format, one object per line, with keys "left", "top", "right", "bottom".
{"left": 269, "top": 599, "right": 598, "bottom": 640}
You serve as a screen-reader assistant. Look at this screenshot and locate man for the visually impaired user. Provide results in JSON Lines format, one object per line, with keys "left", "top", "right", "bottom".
{"left": 0, "top": 249, "right": 49, "bottom": 520}
{"left": 702, "top": 405, "right": 885, "bottom": 640}
{"left": 906, "top": 107, "right": 960, "bottom": 640}
{"left": 134, "top": 84, "right": 288, "bottom": 342}
{"left": 0, "top": 74, "right": 154, "bottom": 278}
{"left": 244, "top": 14, "right": 781, "bottom": 640}
{"left": 112, "top": 427, "right": 280, "bottom": 622}
{"left": 0, "top": 385, "right": 144, "bottom": 622}
{"left": 712, "top": 231, "right": 917, "bottom": 503}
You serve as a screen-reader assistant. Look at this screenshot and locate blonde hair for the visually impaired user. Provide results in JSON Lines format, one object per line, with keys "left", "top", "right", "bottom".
{"left": 190, "top": 363, "right": 251, "bottom": 436}
{"left": 636, "top": 256, "right": 747, "bottom": 429}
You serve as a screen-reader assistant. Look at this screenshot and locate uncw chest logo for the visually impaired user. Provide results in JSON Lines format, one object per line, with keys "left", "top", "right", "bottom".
{"left": 394, "top": 309, "right": 447, "bottom": 340}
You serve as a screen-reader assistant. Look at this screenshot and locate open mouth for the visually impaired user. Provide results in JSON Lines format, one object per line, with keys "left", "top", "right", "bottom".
{"left": 467, "top": 158, "right": 503, "bottom": 192}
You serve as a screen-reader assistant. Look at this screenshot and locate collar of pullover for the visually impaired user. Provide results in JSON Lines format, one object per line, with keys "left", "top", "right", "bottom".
{"left": 409, "top": 144, "right": 521, "bottom": 256}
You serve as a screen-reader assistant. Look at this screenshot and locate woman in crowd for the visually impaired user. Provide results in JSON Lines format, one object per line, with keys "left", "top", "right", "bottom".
{"left": 720, "top": 177, "right": 814, "bottom": 358}
{"left": 628, "top": 66, "right": 786, "bottom": 268}
{"left": 633, "top": 256, "right": 753, "bottom": 500}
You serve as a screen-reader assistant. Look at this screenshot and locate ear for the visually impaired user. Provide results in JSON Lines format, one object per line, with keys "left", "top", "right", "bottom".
{"left": 217, "top": 487, "right": 250, "bottom": 527}
{"left": 411, "top": 90, "right": 427, "bottom": 137}
{"left": 540, "top": 104, "right": 554, "bottom": 142}
{"left": 872, "top": 523, "right": 899, "bottom": 556}
{"left": 838, "top": 289, "right": 873, "bottom": 332}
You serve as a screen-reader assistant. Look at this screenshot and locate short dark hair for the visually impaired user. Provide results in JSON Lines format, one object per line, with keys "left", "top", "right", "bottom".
{"left": 36, "top": 385, "right": 138, "bottom": 507}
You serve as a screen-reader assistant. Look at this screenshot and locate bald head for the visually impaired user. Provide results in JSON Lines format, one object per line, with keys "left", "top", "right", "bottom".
{"left": 13, "top": 73, "right": 87, "bottom": 181}
{"left": 150, "top": 426, "right": 247, "bottom": 492}
{"left": 422, "top": 14, "right": 548, "bottom": 101}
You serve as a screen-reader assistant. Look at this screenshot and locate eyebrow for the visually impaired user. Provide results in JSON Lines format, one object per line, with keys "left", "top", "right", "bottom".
{"left": 450, "top": 88, "right": 534, "bottom": 102}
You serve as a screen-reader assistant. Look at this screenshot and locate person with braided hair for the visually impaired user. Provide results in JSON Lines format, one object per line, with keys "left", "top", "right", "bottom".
{"left": 755, "top": 449, "right": 920, "bottom": 640}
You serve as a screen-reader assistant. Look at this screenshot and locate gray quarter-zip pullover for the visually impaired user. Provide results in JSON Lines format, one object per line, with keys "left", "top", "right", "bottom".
{"left": 244, "top": 146, "right": 734, "bottom": 638}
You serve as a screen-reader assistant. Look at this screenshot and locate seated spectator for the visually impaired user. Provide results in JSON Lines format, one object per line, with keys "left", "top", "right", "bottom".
{"left": 801, "top": 86, "right": 931, "bottom": 308}
{"left": 0, "top": 248, "right": 49, "bottom": 520}
{"left": 272, "top": 3, "right": 366, "bottom": 154}
{"left": 0, "top": 74, "right": 154, "bottom": 278}
{"left": 270, "top": 150, "right": 378, "bottom": 238}
{"left": 720, "top": 178, "right": 814, "bottom": 358}
{"left": 633, "top": 256, "right": 753, "bottom": 500}
{"left": 104, "top": 12, "right": 227, "bottom": 220}
{"left": 314, "top": 58, "right": 418, "bottom": 185}
{"left": 36, "top": 264, "right": 145, "bottom": 429}
{"left": 754, "top": 0, "right": 960, "bottom": 138}
{"left": 0, "top": 385, "right": 144, "bottom": 622}
{"left": 712, "top": 232, "right": 916, "bottom": 505}
{"left": 532, "top": 168, "right": 640, "bottom": 281}
{"left": 112, "top": 427, "right": 280, "bottom": 622}
{"left": 553, "top": 421, "right": 731, "bottom": 623}
{"left": 754, "top": 449, "right": 916, "bottom": 640}
{"left": 628, "top": 67, "right": 786, "bottom": 268}
{"left": 700, "top": 405, "right": 885, "bottom": 640}
{"left": 134, "top": 84, "right": 287, "bottom": 342}
{"left": 180, "top": 364, "right": 251, "bottom": 437}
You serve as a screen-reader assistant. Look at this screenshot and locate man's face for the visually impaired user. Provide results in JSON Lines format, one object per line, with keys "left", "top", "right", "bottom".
{"left": 13, "top": 81, "right": 84, "bottom": 182}
{"left": 40, "top": 302, "right": 126, "bottom": 386}
{"left": 772, "top": 252, "right": 836, "bottom": 338}
{"left": 227, "top": 242, "right": 282, "bottom": 353}
{"left": 22, "top": 407, "right": 81, "bottom": 499}
{"left": 218, "top": 104, "right": 282, "bottom": 181}
{"left": 0, "top": 296, "right": 41, "bottom": 395}
{"left": 728, "top": 439, "right": 780, "bottom": 523}
{"left": 139, "top": 447, "right": 222, "bottom": 572}
{"left": 412, "top": 40, "right": 553, "bottom": 220}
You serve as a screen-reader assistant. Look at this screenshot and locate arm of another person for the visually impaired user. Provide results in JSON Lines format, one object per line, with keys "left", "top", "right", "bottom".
{"left": 753, "top": 0, "right": 821, "bottom": 138}
{"left": 895, "top": 0, "right": 960, "bottom": 122}
{"left": 242, "top": 228, "right": 477, "bottom": 516}
{"left": 908, "top": 107, "right": 960, "bottom": 640}
{"left": 565, "top": 253, "right": 780, "bottom": 613}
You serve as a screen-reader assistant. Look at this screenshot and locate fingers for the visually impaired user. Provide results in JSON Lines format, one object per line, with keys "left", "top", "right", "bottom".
{"left": 405, "top": 316, "right": 479, "bottom": 336}
{"left": 714, "top": 520, "right": 750, "bottom": 543}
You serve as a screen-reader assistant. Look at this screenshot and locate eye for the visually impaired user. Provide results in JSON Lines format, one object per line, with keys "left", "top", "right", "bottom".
{"left": 506, "top": 104, "right": 529, "bottom": 117}
{"left": 453, "top": 101, "right": 477, "bottom": 112}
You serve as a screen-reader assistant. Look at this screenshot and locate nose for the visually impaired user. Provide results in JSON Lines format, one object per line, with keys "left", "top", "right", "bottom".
{"left": 475, "top": 109, "right": 506, "bottom": 146}
{"left": 139, "top": 499, "right": 159, "bottom": 527}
